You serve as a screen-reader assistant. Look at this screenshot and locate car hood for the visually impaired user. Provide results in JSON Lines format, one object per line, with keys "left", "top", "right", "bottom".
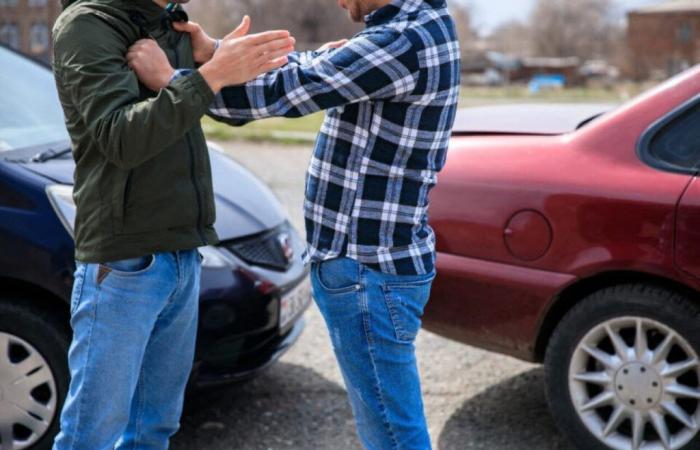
{"left": 19, "top": 148, "right": 287, "bottom": 241}
{"left": 452, "top": 103, "right": 616, "bottom": 136}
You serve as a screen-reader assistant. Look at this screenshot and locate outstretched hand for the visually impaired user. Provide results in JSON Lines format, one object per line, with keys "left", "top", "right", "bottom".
{"left": 126, "top": 17, "right": 295, "bottom": 94}
{"left": 173, "top": 16, "right": 252, "bottom": 64}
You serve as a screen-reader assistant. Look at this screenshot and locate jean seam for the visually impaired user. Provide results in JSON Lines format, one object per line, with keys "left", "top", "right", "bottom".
{"left": 67, "top": 268, "right": 99, "bottom": 450}
{"left": 360, "top": 268, "right": 400, "bottom": 450}
{"left": 130, "top": 365, "right": 147, "bottom": 450}
{"left": 382, "top": 289, "right": 411, "bottom": 342}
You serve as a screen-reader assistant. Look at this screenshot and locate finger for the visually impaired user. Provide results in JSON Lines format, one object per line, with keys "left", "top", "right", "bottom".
{"left": 130, "top": 40, "right": 154, "bottom": 52}
{"left": 173, "top": 21, "right": 201, "bottom": 34}
{"left": 241, "top": 30, "right": 291, "bottom": 45}
{"left": 259, "top": 56, "right": 288, "bottom": 73}
{"left": 254, "top": 37, "right": 295, "bottom": 56}
{"left": 255, "top": 47, "right": 293, "bottom": 66}
{"left": 230, "top": 15, "right": 251, "bottom": 39}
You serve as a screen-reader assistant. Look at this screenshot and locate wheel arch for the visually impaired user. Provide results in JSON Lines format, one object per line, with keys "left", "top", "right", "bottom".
{"left": 533, "top": 270, "right": 697, "bottom": 362}
{"left": 0, "top": 276, "right": 71, "bottom": 327}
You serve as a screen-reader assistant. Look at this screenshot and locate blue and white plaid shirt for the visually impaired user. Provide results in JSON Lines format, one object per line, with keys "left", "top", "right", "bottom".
{"left": 206, "top": 0, "right": 460, "bottom": 275}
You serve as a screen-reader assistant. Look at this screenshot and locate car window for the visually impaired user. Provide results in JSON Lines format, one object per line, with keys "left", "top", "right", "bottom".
{"left": 0, "top": 46, "right": 69, "bottom": 153}
{"left": 644, "top": 100, "right": 700, "bottom": 172}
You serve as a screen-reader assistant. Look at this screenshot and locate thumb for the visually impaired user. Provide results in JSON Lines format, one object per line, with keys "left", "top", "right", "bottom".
{"left": 228, "top": 15, "right": 251, "bottom": 40}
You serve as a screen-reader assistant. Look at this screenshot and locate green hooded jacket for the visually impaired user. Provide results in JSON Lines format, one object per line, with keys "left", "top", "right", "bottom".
{"left": 52, "top": 0, "right": 219, "bottom": 263}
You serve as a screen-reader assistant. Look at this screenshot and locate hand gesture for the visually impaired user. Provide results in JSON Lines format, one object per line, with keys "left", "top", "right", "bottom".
{"left": 199, "top": 21, "right": 295, "bottom": 93}
{"left": 173, "top": 16, "right": 252, "bottom": 64}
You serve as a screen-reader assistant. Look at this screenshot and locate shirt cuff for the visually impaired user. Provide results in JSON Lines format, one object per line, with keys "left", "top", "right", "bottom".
{"left": 170, "top": 68, "right": 194, "bottom": 84}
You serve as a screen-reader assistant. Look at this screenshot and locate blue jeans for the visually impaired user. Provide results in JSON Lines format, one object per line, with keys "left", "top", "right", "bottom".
{"left": 53, "top": 250, "right": 201, "bottom": 450}
{"left": 311, "top": 257, "right": 435, "bottom": 450}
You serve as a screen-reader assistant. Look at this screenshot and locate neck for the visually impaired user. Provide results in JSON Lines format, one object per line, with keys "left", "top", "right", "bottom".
{"left": 153, "top": 0, "right": 168, "bottom": 8}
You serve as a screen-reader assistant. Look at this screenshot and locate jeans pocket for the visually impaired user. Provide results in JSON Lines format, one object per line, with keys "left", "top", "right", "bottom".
{"left": 313, "top": 258, "right": 362, "bottom": 294}
{"left": 104, "top": 254, "right": 155, "bottom": 274}
{"left": 382, "top": 276, "right": 434, "bottom": 343}
{"left": 98, "top": 255, "right": 157, "bottom": 285}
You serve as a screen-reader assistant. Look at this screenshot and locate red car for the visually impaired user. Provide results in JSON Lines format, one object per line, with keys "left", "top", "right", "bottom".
{"left": 426, "top": 66, "right": 700, "bottom": 450}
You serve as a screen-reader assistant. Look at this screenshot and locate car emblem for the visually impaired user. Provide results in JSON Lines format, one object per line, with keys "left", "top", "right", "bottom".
{"left": 278, "top": 233, "right": 294, "bottom": 262}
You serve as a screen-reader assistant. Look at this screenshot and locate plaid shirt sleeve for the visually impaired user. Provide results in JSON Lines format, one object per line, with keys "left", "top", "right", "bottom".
{"left": 286, "top": 50, "right": 321, "bottom": 66}
{"left": 209, "top": 28, "right": 418, "bottom": 123}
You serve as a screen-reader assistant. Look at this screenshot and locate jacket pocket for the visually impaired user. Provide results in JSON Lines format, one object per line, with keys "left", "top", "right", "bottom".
{"left": 381, "top": 276, "right": 434, "bottom": 343}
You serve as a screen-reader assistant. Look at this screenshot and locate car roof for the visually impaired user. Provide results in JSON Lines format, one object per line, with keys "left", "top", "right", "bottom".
{"left": 452, "top": 103, "right": 616, "bottom": 136}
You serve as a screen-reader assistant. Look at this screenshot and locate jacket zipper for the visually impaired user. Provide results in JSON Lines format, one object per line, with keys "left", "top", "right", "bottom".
{"left": 171, "top": 34, "right": 207, "bottom": 245}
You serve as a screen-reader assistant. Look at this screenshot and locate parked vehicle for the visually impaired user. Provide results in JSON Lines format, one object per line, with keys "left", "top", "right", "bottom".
{"left": 0, "top": 45, "right": 311, "bottom": 450}
{"left": 426, "top": 66, "right": 700, "bottom": 450}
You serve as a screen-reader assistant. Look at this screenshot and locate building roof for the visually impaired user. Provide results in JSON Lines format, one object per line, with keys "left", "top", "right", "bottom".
{"left": 631, "top": 0, "right": 700, "bottom": 14}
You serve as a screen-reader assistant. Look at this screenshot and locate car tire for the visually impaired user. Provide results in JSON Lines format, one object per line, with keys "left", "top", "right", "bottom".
{"left": 545, "top": 284, "right": 700, "bottom": 450}
{"left": 0, "top": 298, "right": 70, "bottom": 450}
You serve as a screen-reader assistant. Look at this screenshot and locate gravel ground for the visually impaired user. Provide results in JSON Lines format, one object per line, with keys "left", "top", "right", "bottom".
{"left": 171, "top": 142, "right": 575, "bottom": 450}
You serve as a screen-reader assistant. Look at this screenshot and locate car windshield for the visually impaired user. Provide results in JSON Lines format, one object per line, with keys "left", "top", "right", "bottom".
{"left": 0, "top": 46, "right": 70, "bottom": 154}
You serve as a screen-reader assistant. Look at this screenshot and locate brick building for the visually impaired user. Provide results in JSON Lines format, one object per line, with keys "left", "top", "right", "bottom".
{"left": 0, "top": 0, "right": 62, "bottom": 62}
{"left": 628, "top": 0, "right": 700, "bottom": 80}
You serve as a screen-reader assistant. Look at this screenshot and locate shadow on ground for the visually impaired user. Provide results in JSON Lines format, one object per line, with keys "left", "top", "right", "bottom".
{"left": 438, "top": 368, "right": 574, "bottom": 450}
{"left": 172, "top": 362, "right": 360, "bottom": 450}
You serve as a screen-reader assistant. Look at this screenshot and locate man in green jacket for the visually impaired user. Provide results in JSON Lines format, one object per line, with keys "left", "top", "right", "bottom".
{"left": 51, "top": 1, "right": 294, "bottom": 448}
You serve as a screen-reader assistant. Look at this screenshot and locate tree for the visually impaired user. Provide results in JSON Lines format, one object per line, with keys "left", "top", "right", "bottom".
{"left": 529, "top": 0, "right": 620, "bottom": 60}
{"left": 448, "top": 1, "right": 477, "bottom": 63}
{"left": 487, "top": 20, "right": 533, "bottom": 56}
{"left": 186, "top": 0, "right": 361, "bottom": 48}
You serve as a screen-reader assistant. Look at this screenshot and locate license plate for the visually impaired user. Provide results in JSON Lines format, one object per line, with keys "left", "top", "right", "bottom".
{"left": 280, "top": 279, "right": 311, "bottom": 330}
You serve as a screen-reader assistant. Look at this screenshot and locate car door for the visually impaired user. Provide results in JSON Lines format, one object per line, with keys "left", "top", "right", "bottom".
{"left": 639, "top": 96, "right": 700, "bottom": 279}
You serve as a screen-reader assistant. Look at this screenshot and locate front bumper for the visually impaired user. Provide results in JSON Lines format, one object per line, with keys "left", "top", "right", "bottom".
{"left": 188, "top": 225, "right": 311, "bottom": 388}
{"left": 189, "top": 317, "right": 306, "bottom": 389}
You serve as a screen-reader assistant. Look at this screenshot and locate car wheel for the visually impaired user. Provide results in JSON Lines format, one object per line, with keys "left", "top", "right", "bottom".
{"left": 0, "top": 299, "right": 70, "bottom": 450}
{"left": 545, "top": 284, "right": 700, "bottom": 450}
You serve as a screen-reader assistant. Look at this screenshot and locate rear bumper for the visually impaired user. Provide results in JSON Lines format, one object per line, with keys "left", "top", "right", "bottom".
{"left": 423, "top": 252, "right": 576, "bottom": 362}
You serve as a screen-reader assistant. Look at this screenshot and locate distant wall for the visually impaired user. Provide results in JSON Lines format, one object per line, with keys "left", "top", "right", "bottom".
{"left": 0, "top": 0, "right": 62, "bottom": 63}
{"left": 627, "top": 11, "right": 700, "bottom": 81}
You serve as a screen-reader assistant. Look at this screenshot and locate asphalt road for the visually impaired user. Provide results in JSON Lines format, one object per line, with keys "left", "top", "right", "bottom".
{"left": 171, "top": 141, "right": 575, "bottom": 450}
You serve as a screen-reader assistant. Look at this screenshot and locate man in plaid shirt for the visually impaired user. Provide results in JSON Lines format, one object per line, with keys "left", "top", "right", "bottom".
{"left": 128, "top": 0, "right": 460, "bottom": 447}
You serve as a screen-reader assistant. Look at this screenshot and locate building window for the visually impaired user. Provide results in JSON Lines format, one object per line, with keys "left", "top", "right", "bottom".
{"left": 0, "top": 23, "right": 20, "bottom": 49}
{"left": 29, "top": 23, "right": 49, "bottom": 54}
{"left": 0, "top": 0, "right": 19, "bottom": 7}
{"left": 28, "top": 0, "right": 48, "bottom": 6}
{"left": 678, "top": 23, "right": 693, "bottom": 43}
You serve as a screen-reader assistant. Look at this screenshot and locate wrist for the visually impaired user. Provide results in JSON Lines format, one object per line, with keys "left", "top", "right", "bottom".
{"left": 203, "top": 38, "right": 218, "bottom": 63}
{"left": 199, "top": 62, "right": 224, "bottom": 93}
{"left": 162, "top": 68, "right": 176, "bottom": 88}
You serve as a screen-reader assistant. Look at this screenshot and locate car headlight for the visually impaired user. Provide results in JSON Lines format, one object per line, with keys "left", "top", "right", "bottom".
{"left": 198, "top": 245, "right": 233, "bottom": 269}
{"left": 46, "top": 184, "right": 76, "bottom": 237}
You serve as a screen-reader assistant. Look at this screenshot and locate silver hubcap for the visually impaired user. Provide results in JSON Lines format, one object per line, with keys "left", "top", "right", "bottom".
{"left": 0, "top": 332, "right": 57, "bottom": 450}
{"left": 570, "top": 317, "right": 700, "bottom": 450}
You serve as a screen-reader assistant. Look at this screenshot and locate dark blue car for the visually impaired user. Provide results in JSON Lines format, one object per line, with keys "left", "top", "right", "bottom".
{"left": 0, "top": 45, "right": 311, "bottom": 450}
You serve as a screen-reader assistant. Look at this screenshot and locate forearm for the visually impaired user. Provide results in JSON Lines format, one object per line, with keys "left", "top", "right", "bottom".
{"left": 90, "top": 71, "right": 214, "bottom": 169}
{"left": 207, "top": 31, "right": 416, "bottom": 122}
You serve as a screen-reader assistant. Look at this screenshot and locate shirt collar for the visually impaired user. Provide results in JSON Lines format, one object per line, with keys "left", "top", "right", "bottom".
{"left": 364, "top": 0, "right": 445, "bottom": 26}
